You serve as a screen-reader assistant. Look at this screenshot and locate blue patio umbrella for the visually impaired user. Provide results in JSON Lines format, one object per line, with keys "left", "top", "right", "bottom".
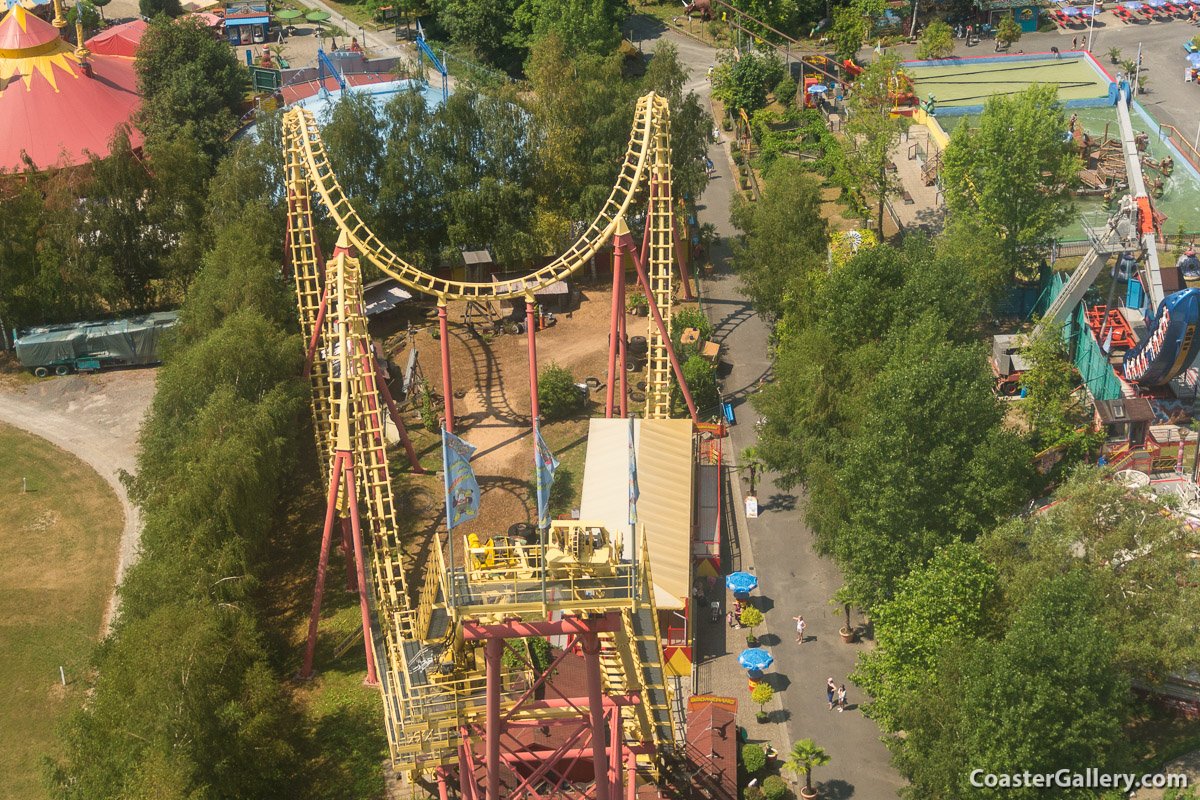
{"left": 807, "top": 84, "right": 829, "bottom": 94}
{"left": 1187, "top": 52, "right": 1200, "bottom": 65}
{"left": 725, "top": 571, "right": 759, "bottom": 594}
{"left": 738, "top": 648, "right": 775, "bottom": 671}
{"left": 1122, "top": 1, "right": 1143, "bottom": 7}
{"left": 1081, "top": 5, "right": 1099, "bottom": 14}
{"left": 1147, "top": 0, "right": 1168, "bottom": 6}
{"left": 1061, "top": 6, "right": 1082, "bottom": 15}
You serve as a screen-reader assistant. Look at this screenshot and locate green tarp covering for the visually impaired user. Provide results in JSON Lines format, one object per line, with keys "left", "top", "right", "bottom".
{"left": 15, "top": 312, "right": 178, "bottom": 368}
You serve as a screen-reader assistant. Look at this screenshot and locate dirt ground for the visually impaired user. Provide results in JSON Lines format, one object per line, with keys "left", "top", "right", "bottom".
{"left": 369, "top": 280, "right": 675, "bottom": 562}
{"left": 0, "top": 358, "right": 156, "bottom": 634}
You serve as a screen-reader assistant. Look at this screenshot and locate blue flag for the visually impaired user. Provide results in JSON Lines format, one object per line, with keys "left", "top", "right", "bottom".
{"left": 534, "top": 422, "right": 559, "bottom": 529}
{"left": 628, "top": 418, "right": 639, "bottom": 527}
{"left": 442, "top": 428, "right": 481, "bottom": 530}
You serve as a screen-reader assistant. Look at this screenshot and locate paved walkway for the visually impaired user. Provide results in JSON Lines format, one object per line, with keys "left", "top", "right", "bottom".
{"left": 628, "top": 14, "right": 904, "bottom": 797}
{"left": 890, "top": 126, "right": 945, "bottom": 233}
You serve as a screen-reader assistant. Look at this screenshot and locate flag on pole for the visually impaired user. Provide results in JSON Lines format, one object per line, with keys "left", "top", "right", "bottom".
{"left": 442, "top": 428, "right": 481, "bottom": 530}
{"left": 534, "top": 422, "right": 559, "bottom": 529}
{"left": 628, "top": 417, "right": 639, "bottom": 527}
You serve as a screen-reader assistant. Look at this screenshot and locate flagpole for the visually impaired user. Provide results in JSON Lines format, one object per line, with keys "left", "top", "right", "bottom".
{"left": 1086, "top": 0, "right": 1096, "bottom": 52}
{"left": 441, "top": 428, "right": 455, "bottom": 606}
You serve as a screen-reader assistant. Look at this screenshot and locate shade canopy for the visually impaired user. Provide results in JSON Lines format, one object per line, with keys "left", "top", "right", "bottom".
{"left": 1187, "top": 51, "right": 1200, "bottom": 65}
{"left": 1147, "top": 0, "right": 1168, "bottom": 6}
{"left": 305, "top": 10, "right": 331, "bottom": 21}
{"left": 1122, "top": 2, "right": 1143, "bottom": 8}
{"left": 1081, "top": 6, "right": 1099, "bottom": 14}
{"left": 275, "top": 8, "right": 302, "bottom": 18}
{"left": 738, "top": 648, "right": 774, "bottom": 671}
{"left": 1061, "top": 6, "right": 1081, "bottom": 14}
{"left": 86, "top": 19, "right": 147, "bottom": 56}
{"left": 725, "top": 572, "right": 758, "bottom": 594}
{"left": 807, "top": 83, "right": 828, "bottom": 93}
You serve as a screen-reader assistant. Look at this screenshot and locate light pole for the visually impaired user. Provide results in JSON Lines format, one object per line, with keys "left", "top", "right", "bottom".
{"left": 1086, "top": 0, "right": 1096, "bottom": 51}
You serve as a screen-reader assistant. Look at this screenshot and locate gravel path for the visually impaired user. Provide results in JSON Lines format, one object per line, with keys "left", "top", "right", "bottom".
{"left": 0, "top": 369, "right": 157, "bottom": 634}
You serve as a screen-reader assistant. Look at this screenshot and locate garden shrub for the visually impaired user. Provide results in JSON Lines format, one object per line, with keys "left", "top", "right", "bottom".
{"left": 763, "top": 775, "right": 787, "bottom": 800}
{"left": 741, "top": 743, "right": 766, "bottom": 774}
{"left": 538, "top": 362, "right": 581, "bottom": 421}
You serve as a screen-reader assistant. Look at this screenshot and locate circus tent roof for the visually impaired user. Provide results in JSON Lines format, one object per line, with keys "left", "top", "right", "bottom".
{"left": 0, "top": 6, "right": 144, "bottom": 172}
{"left": 86, "top": 18, "right": 146, "bottom": 57}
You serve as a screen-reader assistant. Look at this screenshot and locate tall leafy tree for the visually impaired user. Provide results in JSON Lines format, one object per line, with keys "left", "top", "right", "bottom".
{"left": 915, "top": 19, "right": 954, "bottom": 59}
{"left": 514, "top": 0, "right": 624, "bottom": 59}
{"left": 853, "top": 542, "right": 999, "bottom": 732}
{"left": 940, "top": 84, "right": 1079, "bottom": 277}
{"left": 844, "top": 53, "right": 910, "bottom": 233}
{"left": 135, "top": 15, "right": 248, "bottom": 161}
{"left": 729, "top": 158, "right": 828, "bottom": 321}
{"left": 893, "top": 571, "right": 1130, "bottom": 799}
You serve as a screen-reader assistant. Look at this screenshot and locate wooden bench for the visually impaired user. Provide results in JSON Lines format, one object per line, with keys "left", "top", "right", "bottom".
{"left": 1185, "top": 39, "right": 1197, "bottom": 54}
{"left": 902, "top": 190, "right": 915, "bottom": 204}
{"left": 886, "top": 160, "right": 898, "bottom": 174}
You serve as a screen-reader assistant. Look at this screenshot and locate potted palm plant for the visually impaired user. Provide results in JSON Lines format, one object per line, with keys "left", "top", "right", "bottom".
{"left": 785, "top": 738, "right": 831, "bottom": 799}
{"left": 832, "top": 588, "right": 856, "bottom": 643}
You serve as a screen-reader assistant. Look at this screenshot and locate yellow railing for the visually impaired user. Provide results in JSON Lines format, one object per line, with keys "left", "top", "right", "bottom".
{"left": 1159, "top": 123, "right": 1200, "bottom": 174}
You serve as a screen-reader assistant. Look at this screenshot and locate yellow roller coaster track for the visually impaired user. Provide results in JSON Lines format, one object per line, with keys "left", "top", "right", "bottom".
{"left": 282, "top": 92, "right": 672, "bottom": 302}
{"left": 283, "top": 91, "right": 684, "bottom": 784}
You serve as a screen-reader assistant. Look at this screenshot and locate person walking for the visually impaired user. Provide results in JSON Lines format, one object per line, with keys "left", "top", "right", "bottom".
{"left": 793, "top": 615, "right": 807, "bottom": 643}
{"left": 837, "top": 684, "right": 848, "bottom": 712}
{"left": 1072, "top": 35, "right": 1078, "bottom": 50}
{"left": 826, "top": 678, "right": 837, "bottom": 711}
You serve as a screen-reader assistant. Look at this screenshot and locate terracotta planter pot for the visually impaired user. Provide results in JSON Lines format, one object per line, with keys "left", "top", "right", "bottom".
{"left": 801, "top": 788, "right": 817, "bottom": 800}
{"left": 840, "top": 627, "right": 856, "bottom": 644}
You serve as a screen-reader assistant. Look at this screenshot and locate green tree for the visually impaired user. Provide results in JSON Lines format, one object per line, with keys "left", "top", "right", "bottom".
{"left": 674, "top": 354, "right": 719, "bottom": 417}
{"left": 844, "top": 54, "right": 910, "bottom": 232}
{"left": 92, "top": 0, "right": 111, "bottom": 19}
{"left": 996, "top": 13, "right": 1021, "bottom": 49}
{"left": 981, "top": 467, "right": 1200, "bottom": 681}
{"left": 135, "top": 15, "right": 248, "bottom": 161}
{"left": 852, "top": 542, "right": 999, "bottom": 731}
{"left": 892, "top": 572, "right": 1130, "bottom": 799}
{"left": 711, "top": 50, "right": 777, "bottom": 114}
{"left": 67, "top": 1, "right": 101, "bottom": 32}
{"left": 784, "top": 739, "right": 831, "bottom": 796}
{"left": 832, "top": 6, "right": 866, "bottom": 63}
{"left": 750, "top": 681, "right": 775, "bottom": 717}
{"left": 428, "top": 0, "right": 523, "bottom": 69}
{"left": 819, "top": 314, "right": 1032, "bottom": 609}
{"left": 940, "top": 84, "right": 1078, "bottom": 278}
{"left": 514, "top": 0, "right": 624, "bottom": 59}
{"left": 1017, "top": 323, "right": 1096, "bottom": 459}
{"left": 729, "top": 158, "right": 828, "bottom": 321}
{"left": 139, "top": 0, "right": 182, "bottom": 16}
{"left": 915, "top": 18, "right": 954, "bottom": 60}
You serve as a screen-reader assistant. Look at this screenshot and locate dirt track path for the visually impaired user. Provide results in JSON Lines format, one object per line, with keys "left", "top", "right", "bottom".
{"left": 0, "top": 369, "right": 156, "bottom": 634}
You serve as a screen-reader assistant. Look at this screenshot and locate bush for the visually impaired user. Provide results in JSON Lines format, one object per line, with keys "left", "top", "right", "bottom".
{"left": 420, "top": 379, "right": 439, "bottom": 432}
{"left": 538, "top": 362, "right": 581, "bottom": 421}
{"left": 751, "top": 681, "right": 775, "bottom": 710}
{"left": 773, "top": 74, "right": 797, "bottom": 106}
{"left": 744, "top": 787, "right": 766, "bottom": 800}
{"left": 742, "top": 743, "right": 766, "bottom": 774}
{"left": 723, "top": 117, "right": 733, "bottom": 131}
{"left": 673, "top": 355, "right": 720, "bottom": 418}
{"left": 672, "top": 307, "right": 713, "bottom": 347}
{"left": 762, "top": 775, "right": 788, "bottom": 800}
{"left": 740, "top": 605, "right": 764, "bottom": 629}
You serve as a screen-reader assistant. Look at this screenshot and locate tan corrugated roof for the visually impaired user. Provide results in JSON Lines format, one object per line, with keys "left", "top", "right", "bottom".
{"left": 579, "top": 418, "right": 693, "bottom": 610}
{"left": 636, "top": 419, "right": 694, "bottom": 609}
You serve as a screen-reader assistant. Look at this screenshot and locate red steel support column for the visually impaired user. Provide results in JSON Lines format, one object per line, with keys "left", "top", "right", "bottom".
{"left": 673, "top": 213, "right": 694, "bottom": 301}
{"left": 438, "top": 303, "right": 454, "bottom": 434}
{"left": 485, "top": 638, "right": 503, "bottom": 800}
{"left": 633, "top": 252, "right": 700, "bottom": 425}
{"left": 618, "top": 274, "right": 629, "bottom": 419}
{"left": 606, "top": 245, "right": 623, "bottom": 418}
{"left": 339, "top": 516, "right": 357, "bottom": 592}
{"left": 526, "top": 299, "right": 540, "bottom": 424}
{"left": 344, "top": 465, "right": 378, "bottom": 685}
{"left": 373, "top": 356, "right": 425, "bottom": 473}
{"left": 608, "top": 706, "right": 622, "bottom": 794}
{"left": 300, "top": 451, "right": 345, "bottom": 679}
{"left": 581, "top": 633, "right": 612, "bottom": 800}
{"left": 459, "top": 741, "right": 475, "bottom": 800}
{"left": 302, "top": 285, "right": 330, "bottom": 379}
{"left": 436, "top": 767, "right": 450, "bottom": 800}
{"left": 626, "top": 755, "right": 637, "bottom": 800}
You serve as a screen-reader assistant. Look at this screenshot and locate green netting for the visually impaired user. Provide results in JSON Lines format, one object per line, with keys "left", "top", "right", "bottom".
{"left": 1071, "top": 304, "right": 1123, "bottom": 402}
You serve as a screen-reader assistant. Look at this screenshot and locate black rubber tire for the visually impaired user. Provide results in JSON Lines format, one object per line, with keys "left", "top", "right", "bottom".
{"left": 626, "top": 359, "right": 643, "bottom": 372}
{"left": 34, "top": 367, "right": 49, "bottom": 378}
{"left": 999, "top": 380, "right": 1019, "bottom": 397}
{"left": 55, "top": 365, "right": 71, "bottom": 376}
{"left": 629, "top": 335, "right": 648, "bottom": 355}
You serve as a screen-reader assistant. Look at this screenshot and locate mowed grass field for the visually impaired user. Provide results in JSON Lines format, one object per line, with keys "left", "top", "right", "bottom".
{"left": 0, "top": 424, "right": 122, "bottom": 800}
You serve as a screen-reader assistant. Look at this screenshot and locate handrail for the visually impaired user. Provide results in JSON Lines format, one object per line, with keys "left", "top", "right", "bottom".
{"left": 1158, "top": 122, "right": 1200, "bottom": 173}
